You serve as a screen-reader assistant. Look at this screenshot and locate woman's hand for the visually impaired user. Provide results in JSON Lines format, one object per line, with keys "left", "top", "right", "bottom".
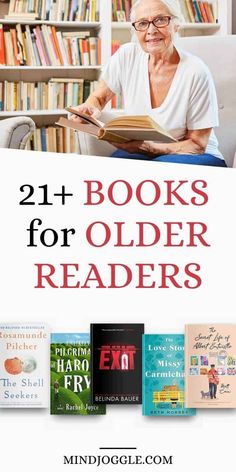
{"left": 111, "top": 140, "right": 156, "bottom": 157}
{"left": 70, "top": 103, "right": 101, "bottom": 122}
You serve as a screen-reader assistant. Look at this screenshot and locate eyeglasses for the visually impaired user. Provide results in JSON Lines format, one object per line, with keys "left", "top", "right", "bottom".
{"left": 132, "top": 16, "right": 172, "bottom": 31}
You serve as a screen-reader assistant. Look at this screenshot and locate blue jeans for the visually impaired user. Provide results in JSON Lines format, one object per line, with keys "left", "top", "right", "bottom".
{"left": 209, "top": 383, "right": 217, "bottom": 399}
{"left": 111, "top": 151, "right": 227, "bottom": 167}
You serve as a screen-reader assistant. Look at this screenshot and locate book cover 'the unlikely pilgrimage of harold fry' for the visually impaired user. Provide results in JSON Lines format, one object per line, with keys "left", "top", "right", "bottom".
{"left": 50, "top": 333, "right": 106, "bottom": 415}
{"left": 0, "top": 323, "right": 49, "bottom": 408}
{"left": 142, "top": 334, "right": 195, "bottom": 416}
{"left": 185, "top": 324, "right": 236, "bottom": 408}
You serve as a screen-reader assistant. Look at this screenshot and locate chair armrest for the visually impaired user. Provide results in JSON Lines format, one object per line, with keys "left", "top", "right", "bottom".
{"left": 0, "top": 117, "right": 35, "bottom": 150}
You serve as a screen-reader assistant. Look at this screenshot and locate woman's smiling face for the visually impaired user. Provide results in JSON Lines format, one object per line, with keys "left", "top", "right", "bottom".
{"left": 133, "top": 0, "right": 177, "bottom": 56}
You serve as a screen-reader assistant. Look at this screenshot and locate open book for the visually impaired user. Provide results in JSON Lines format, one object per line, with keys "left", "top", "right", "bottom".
{"left": 56, "top": 107, "right": 176, "bottom": 144}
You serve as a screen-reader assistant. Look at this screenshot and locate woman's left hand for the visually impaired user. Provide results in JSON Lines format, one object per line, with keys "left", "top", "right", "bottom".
{"left": 110, "top": 140, "right": 156, "bottom": 157}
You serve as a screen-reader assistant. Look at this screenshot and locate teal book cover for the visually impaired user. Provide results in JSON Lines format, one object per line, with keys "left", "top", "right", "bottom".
{"left": 142, "top": 334, "right": 196, "bottom": 416}
{"left": 50, "top": 333, "right": 106, "bottom": 415}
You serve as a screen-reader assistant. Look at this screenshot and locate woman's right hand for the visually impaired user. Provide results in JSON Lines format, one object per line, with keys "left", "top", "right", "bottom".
{"left": 70, "top": 104, "right": 101, "bottom": 122}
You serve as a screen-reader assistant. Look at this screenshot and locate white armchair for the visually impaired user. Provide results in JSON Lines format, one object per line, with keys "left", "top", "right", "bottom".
{"left": 78, "top": 36, "right": 236, "bottom": 168}
{"left": 0, "top": 116, "right": 35, "bottom": 150}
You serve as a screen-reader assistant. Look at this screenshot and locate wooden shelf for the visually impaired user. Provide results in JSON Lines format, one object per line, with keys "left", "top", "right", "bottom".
{"left": 0, "top": 66, "right": 102, "bottom": 70}
{"left": 0, "top": 110, "right": 68, "bottom": 117}
{"left": 0, "top": 19, "right": 101, "bottom": 28}
{"left": 179, "top": 23, "right": 221, "bottom": 31}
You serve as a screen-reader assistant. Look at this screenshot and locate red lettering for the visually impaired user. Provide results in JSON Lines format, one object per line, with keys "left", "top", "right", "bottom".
{"left": 191, "top": 180, "right": 208, "bottom": 206}
{"left": 164, "top": 222, "right": 184, "bottom": 247}
{"left": 86, "top": 222, "right": 111, "bottom": 247}
{"left": 108, "top": 264, "right": 132, "bottom": 288}
{"left": 159, "top": 264, "right": 182, "bottom": 288}
{"left": 164, "top": 180, "right": 189, "bottom": 205}
{"left": 136, "top": 180, "right": 161, "bottom": 205}
{"left": 61, "top": 264, "right": 80, "bottom": 288}
{"left": 184, "top": 263, "right": 202, "bottom": 289}
{"left": 111, "top": 351, "right": 121, "bottom": 370}
{"left": 81, "top": 264, "right": 106, "bottom": 288}
{"left": 84, "top": 180, "right": 104, "bottom": 205}
{"left": 34, "top": 263, "right": 58, "bottom": 288}
{"left": 187, "top": 222, "right": 210, "bottom": 247}
{"left": 137, "top": 222, "right": 161, "bottom": 246}
{"left": 127, "top": 351, "right": 135, "bottom": 369}
{"left": 108, "top": 180, "right": 132, "bottom": 206}
{"left": 99, "top": 350, "right": 110, "bottom": 369}
{"left": 136, "top": 264, "right": 155, "bottom": 288}
{"left": 115, "top": 222, "right": 134, "bottom": 247}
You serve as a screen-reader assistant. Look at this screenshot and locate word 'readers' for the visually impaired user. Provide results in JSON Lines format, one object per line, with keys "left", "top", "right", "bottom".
{"left": 91, "top": 324, "right": 144, "bottom": 404}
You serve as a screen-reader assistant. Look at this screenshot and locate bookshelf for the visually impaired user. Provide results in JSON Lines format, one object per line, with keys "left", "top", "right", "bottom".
{"left": 0, "top": 0, "right": 233, "bottom": 152}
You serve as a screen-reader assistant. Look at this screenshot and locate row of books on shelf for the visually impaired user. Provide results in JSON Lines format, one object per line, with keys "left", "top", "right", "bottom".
{"left": 112, "top": 0, "right": 134, "bottom": 22}
{"left": 25, "top": 126, "right": 80, "bottom": 153}
{"left": 0, "top": 78, "right": 98, "bottom": 111}
{"left": 5, "top": 0, "right": 99, "bottom": 22}
{"left": 0, "top": 323, "right": 236, "bottom": 414}
{"left": 0, "top": 24, "right": 101, "bottom": 67}
{"left": 180, "top": 0, "right": 216, "bottom": 23}
{"left": 112, "top": 0, "right": 217, "bottom": 24}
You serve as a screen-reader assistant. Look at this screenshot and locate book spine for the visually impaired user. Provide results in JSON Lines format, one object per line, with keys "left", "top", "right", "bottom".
{"left": 193, "top": 0, "right": 203, "bottom": 22}
{"left": 198, "top": 1, "right": 208, "bottom": 22}
{"left": 25, "top": 24, "right": 36, "bottom": 66}
{"left": 78, "top": 79, "right": 84, "bottom": 104}
{"left": 4, "top": 31, "right": 15, "bottom": 66}
{"left": 56, "top": 31, "right": 69, "bottom": 65}
{"left": 32, "top": 27, "right": 43, "bottom": 65}
{"left": 69, "top": 0, "right": 77, "bottom": 21}
{"left": 185, "top": 0, "right": 195, "bottom": 23}
{"left": 10, "top": 28, "right": 20, "bottom": 66}
{"left": 51, "top": 26, "right": 63, "bottom": 65}
{"left": 203, "top": 2, "right": 215, "bottom": 22}
{"left": 0, "top": 25, "right": 6, "bottom": 65}
{"left": 9, "top": 0, "right": 17, "bottom": 13}
{"left": 97, "top": 37, "right": 101, "bottom": 65}
{"left": 88, "top": 37, "right": 97, "bottom": 66}
{"left": 178, "top": 0, "right": 190, "bottom": 22}
{"left": 42, "top": 24, "right": 59, "bottom": 66}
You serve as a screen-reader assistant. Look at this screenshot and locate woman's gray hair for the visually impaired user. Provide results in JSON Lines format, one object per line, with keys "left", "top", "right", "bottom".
{"left": 130, "top": 0, "right": 183, "bottom": 25}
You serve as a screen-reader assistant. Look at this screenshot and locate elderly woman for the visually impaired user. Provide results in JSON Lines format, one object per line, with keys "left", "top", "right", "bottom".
{"left": 73, "top": 0, "right": 226, "bottom": 167}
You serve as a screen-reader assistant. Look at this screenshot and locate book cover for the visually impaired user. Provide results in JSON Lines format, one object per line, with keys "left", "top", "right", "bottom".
{"left": 50, "top": 333, "right": 106, "bottom": 415}
{"left": 142, "top": 334, "right": 196, "bottom": 416}
{"left": 91, "top": 323, "right": 144, "bottom": 404}
{"left": 0, "top": 323, "right": 49, "bottom": 408}
{"left": 185, "top": 324, "right": 236, "bottom": 408}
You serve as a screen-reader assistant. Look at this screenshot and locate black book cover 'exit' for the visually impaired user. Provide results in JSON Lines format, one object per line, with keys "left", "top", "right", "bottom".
{"left": 91, "top": 323, "right": 144, "bottom": 404}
